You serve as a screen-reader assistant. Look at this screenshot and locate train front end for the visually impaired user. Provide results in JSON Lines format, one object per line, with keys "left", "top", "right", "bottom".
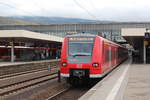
{"left": 60, "top": 34, "right": 102, "bottom": 84}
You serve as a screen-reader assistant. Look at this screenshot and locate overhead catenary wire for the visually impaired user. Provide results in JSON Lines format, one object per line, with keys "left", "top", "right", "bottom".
{"left": 86, "top": 0, "right": 103, "bottom": 21}
{"left": 73, "top": 0, "right": 99, "bottom": 20}
{"left": 87, "top": 0, "right": 99, "bottom": 12}
{"left": 31, "top": 0, "right": 47, "bottom": 16}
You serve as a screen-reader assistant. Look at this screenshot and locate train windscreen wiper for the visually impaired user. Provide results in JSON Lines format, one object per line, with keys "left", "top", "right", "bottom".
{"left": 70, "top": 53, "right": 91, "bottom": 57}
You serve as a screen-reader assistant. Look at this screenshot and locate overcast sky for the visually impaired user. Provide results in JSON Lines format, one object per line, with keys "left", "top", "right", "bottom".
{"left": 0, "top": 0, "right": 150, "bottom": 21}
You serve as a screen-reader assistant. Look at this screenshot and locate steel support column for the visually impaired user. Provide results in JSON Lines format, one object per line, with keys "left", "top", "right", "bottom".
{"left": 11, "top": 42, "right": 14, "bottom": 62}
{"left": 143, "top": 41, "right": 147, "bottom": 63}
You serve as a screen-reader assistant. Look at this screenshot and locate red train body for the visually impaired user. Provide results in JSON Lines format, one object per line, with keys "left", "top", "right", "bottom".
{"left": 60, "top": 34, "right": 128, "bottom": 84}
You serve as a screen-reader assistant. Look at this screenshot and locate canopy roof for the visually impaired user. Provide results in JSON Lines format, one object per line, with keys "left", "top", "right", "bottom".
{"left": 0, "top": 30, "right": 63, "bottom": 43}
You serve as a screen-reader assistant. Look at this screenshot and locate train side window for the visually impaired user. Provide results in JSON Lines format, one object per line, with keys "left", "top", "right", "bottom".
{"left": 105, "top": 50, "right": 111, "bottom": 62}
{"left": 105, "top": 50, "right": 108, "bottom": 62}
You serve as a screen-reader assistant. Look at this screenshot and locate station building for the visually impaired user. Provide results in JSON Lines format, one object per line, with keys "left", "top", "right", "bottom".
{"left": 1, "top": 22, "right": 150, "bottom": 62}
{"left": 2, "top": 22, "right": 150, "bottom": 40}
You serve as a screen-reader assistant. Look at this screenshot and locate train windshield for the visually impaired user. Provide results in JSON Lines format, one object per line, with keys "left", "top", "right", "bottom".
{"left": 68, "top": 42, "right": 93, "bottom": 56}
{"left": 68, "top": 37, "right": 94, "bottom": 63}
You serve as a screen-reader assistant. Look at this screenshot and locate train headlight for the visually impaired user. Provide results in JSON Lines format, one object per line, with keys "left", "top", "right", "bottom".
{"left": 92, "top": 63, "right": 99, "bottom": 67}
{"left": 62, "top": 62, "right": 67, "bottom": 67}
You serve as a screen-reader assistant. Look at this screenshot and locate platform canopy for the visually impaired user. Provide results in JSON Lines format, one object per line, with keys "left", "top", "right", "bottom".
{"left": 0, "top": 30, "right": 63, "bottom": 62}
{"left": 121, "top": 28, "right": 146, "bottom": 49}
{"left": 121, "top": 28, "right": 149, "bottom": 63}
{"left": 0, "top": 30, "right": 63, "bottom": 43}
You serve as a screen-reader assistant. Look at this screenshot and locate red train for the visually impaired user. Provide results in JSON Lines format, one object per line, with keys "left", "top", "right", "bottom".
{"left": 60, "top": 34, "right": 128, "bottom": 85}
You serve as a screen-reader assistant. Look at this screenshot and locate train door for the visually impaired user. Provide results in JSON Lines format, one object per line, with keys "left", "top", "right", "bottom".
{"left": 104, "top": 43, "right": 109, "bottom": 72}
{"left": 116, "top": 48, "right": 119, "bottom": 64}
{"left": 102, "top": 41, "right": 105, "bottom": 73}
{"left": 108, "top": 46, "right": 112, "bottom": 68}
{"left": 114, "top": 48, "right": 117, "bottom": 65}
{"left": 111, "top": 46, "right": 115, "bottom": 67}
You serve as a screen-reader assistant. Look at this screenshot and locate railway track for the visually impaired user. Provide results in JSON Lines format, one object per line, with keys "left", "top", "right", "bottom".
{"left": 0, "top": 66, "right": 57, "bottom": 79}
{"left": 0, "top": 59, "right": 60, "bottom": 77}
{"left": 45, "top": 87, "right": 71, "bottom": 100}
{"left": 0, "top": 69, "right": 59, "bottom": 97}
{"left": 45, "top": 85, "right": 91, "bottom": 100}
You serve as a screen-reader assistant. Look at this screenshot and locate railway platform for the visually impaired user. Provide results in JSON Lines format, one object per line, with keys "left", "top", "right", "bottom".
{"left": 0, "top": 59, "right": 59, "bottom": 67}
{"left": 79, "top": 59, "right": 150, "bottom": 100}
{"left": 123, "top": 63, "right": 150, "bottom": 100}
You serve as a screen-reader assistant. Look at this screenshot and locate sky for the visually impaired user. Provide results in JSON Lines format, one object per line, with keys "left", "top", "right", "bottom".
{"left": 0, "top": 0, "right": 150, "bottom": 21}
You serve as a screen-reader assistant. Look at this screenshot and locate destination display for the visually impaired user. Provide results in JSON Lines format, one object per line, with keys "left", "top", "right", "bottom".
{"left": 69, "top": 37, "right": 94, "bottom": 41}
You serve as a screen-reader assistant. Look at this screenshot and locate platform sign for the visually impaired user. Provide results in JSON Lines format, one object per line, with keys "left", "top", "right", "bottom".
{"left": 9, "top": 42, "right": 14, "bottom": 46}
{"left": 144, "top": 41, "right": 148, "bottom": 46}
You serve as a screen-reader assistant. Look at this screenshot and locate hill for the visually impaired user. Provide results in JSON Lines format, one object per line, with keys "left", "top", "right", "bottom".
{"left": 0, "top": 16, "right": 43, "bottom": 25}
{"left": 10, "top": 16, "right": 111, "bottom": 24}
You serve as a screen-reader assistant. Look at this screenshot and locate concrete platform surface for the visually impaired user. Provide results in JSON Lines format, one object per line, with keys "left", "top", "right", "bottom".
{"left": 79, "top": 59, "right": 131, "bottom": 100}
{"left": 123, "top": 64, "right": 150, "bottom": 100}
{"left": 79, "top": 59, "right": 150, "bottom": 100}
